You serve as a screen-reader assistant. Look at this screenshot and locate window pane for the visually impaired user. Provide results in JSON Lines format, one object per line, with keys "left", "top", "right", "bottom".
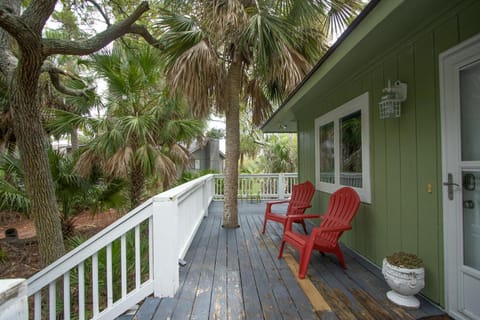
{"left": 460, "top": 61, "right": 480, "bottom": 161}
{"left": 340, "top": 111, "right": 362, "bottom": 187}
{"left": 319, "top": 122, "right": 335, "bottom": 184}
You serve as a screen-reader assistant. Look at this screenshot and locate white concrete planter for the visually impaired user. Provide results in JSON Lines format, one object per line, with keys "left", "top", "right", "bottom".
{"left": 382, "top": 258, "right": 425, "bottom": 308}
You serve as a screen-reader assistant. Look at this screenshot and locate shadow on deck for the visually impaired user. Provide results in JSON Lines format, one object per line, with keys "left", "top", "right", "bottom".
{"left": 122, "top": 201, "right": 448, "bottom": 320}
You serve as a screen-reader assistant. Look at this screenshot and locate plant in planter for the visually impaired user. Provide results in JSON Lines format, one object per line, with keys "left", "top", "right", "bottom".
{"left": 382, "top": 251, "right": 425, "bottom": 308}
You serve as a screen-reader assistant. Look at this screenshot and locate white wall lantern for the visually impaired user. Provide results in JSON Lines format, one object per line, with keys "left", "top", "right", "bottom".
{"left": 379, "top": 80, "right": 407, "bottom": 119}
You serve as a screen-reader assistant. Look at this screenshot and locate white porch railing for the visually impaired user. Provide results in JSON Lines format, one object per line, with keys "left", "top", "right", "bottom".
{"left": 0, "top": 173, "right": 297, "bottom": 319}
{"left": 213, "top": 173, "right": 298, "bottom": 200}
{"left": 25, "top": 174, "right": 214, "bottom": 320}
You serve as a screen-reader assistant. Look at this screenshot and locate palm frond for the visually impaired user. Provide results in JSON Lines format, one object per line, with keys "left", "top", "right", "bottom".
{"left": 198, "top": 0, "right": 247, "bottom": 45}
{"left": 322, "top": 0, "right": 364, "bottom": 36}
{"left": 0, "top": 153, "right": 24, "bottom": 182}
{"left": 269, "top": 45, "right": 312, "bottom": 95}
{"left": 155, "top": 153, "right": 177, "bottom": 189}
{"left": 105, "top": 146, "right": 133, "bottom": 177}
{"left": 161, "top": 118, "right": 205, "bottom": 143}
{"left": 246, "top": 79, "right": 273, "bottom": 126}
{"left": 166, "top": 40, "right": 220, "bottom": 118}
{"left": 74, "top": 148, "right": 102, "bottom": 177}
{"left": 0, "top": 180, "right": 29, "bottom": 213}
{"left": 118, "top": 114, "right": 156, "bottom": 144}
{"left": 167, "top": 143, "right": 190, "bottom": 166}
{"left": 135, "top": 144, "right": 157, "bottom": 175}
{"left": 242, "top": 12, "right": 295, "bottom": 77}
{"left": 46, "top": 108, "right": 100, "bottom": 137}
{"left": 156, "top": 11, "right": 204, "bottom": 67}
{"left": 89, "top": 178, "right": 128, "bottom": 213}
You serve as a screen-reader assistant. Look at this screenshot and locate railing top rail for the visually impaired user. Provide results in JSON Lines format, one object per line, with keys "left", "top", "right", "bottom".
{"left": 213, "top": 173, "right": 297, "bottom": 178}
{"left": 154, "top": 174, "right": 214, "bottom": 204}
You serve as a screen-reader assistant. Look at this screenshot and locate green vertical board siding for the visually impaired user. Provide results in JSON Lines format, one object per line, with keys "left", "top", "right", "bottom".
{"left": 371, "top": 67, "right": 387, "bottom": 263}
{"left": 383, "top": 55, "right": 403, "bottom": 255}
{"left": 397, "top": 46, "right": 419, "bottom": 255}
{"left": 293, "top": 1, "right": 480, "bottom": 305}
{"left": 297, "top": 120, "right": 319, "bottom": 209}
{"left": 458, "top": 1, "right": 480, "bottom": 41}
{"left": 413, "top": 31, "right": 441, "bottom": 303}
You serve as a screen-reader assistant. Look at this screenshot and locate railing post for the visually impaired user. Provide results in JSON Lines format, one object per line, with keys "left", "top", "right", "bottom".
{"left": 152, "top": 197, "right": 179, "bottom": 297}
{"left": 278, "top": 173, "right": 285, "bottom": 199}
{"left": 0, "top": 279, "right": 28, "bottom": 319}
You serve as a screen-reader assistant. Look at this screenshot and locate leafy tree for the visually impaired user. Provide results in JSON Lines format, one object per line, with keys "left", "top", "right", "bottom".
{"left": 156, "top": 0, "right": 363, "bottom": 227}
{"left": 260, "top": 134, "right": 297, "bottom": 173}
{"left": 49, "top": 44, "right": 205, "bottom": 208}
{"left": 0, "top": 0, "right": 161, "bottom": 264}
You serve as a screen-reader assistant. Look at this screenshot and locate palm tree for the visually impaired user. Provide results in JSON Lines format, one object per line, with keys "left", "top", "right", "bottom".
{"left": 50, "top": 43, "right": 205, "bottom": 208}
{"left": 0, "top": 149, "right": 128, "bottom": 237}
{"left": 156, "top": 0, "right": 363, "bottom": 227}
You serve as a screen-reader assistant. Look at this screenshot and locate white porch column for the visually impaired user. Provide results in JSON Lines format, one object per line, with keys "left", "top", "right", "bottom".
{"left": 0, "top": 279, "right": 28, "bottom": 319}
{"left": 278, "top": 173, "right": 285, "bottom": 199}
{"left": 152, "top": 196, "right": 179, "bottom": 297}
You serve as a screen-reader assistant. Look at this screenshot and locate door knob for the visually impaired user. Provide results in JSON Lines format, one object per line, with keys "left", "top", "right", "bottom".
{"left": 443, "top": 173, "right": 459, "bottom": 201}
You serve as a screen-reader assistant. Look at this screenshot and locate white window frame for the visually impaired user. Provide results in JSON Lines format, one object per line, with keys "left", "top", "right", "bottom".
{"left": 314, "top": 92, "right": 371, "bottom": 203}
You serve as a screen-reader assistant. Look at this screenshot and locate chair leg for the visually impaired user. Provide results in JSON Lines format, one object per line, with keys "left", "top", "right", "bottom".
{"left": 298, "top": 245, "right": 314, "bottom": 279}
{"left": 262, "top": 215, "right": 268, "bottom": 234}
{"left": 278, "top": 240, "right": 286, "bottom": 259}
{"left": 335, "top": 247, "right": 347, "bottom": 269}
{"left": 301, "top": 220, "right": 308, "bottom": 234}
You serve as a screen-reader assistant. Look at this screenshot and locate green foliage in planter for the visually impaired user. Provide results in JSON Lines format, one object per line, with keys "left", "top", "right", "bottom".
{"left": 386, "top": 251, "right": 424, "bottom": 269}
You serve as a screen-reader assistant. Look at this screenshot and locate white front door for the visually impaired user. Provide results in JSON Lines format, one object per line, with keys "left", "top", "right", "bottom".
{"left": 441, "top": 34, "right": 480, "bottom": 320}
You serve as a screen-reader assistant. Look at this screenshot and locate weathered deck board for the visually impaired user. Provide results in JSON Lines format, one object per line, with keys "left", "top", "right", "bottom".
{"left": 140, "top": 201, "right": 448, "bottom": 320}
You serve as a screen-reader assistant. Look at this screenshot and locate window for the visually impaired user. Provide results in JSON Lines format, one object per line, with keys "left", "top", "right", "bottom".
{"left": 194, "top": 159, "right": 201, "bottom": 170}
{"left": 315, "top": 92, "right": 371, "bottom": 203}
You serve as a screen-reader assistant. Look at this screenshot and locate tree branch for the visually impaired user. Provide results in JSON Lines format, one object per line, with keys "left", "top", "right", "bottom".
{"left": 22, "top": 0, "right": 56, "bottom": 34}
{"left": 42, "top": 1, "right": 153, "bottom": 56}
{"left": 0, "top": 6, "right": 40, "bottom": 50}
{"left": 43, "top": 62, "right": 95, "bottom": 98}
{"left": 86, "top": 0, "right": 112, "bottom": 27}
{"left": 127, "top": 24, "right": 163, "bottom": 48}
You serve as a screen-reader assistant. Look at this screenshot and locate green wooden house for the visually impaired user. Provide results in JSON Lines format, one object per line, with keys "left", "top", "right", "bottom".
{"left": 262, "top": 0, "right": 480, "bottom": 318}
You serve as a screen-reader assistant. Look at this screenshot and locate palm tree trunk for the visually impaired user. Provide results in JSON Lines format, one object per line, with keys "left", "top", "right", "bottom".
{"left": 129, "top": 161, "right": 145, "bottom": 209}
{"left": 10, "top": 50, "right": 65, "bottom": 265}
{"left": 71, "top": 127, "right": 79, "bottom": 152}
{"left": 223, "top": 54, "right": 242, "bottom": 228}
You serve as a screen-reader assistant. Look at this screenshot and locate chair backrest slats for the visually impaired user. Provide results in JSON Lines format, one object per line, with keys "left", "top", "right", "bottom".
{"left": 286, "top": 181, "right": 316, "bottom": 216}
{"left": 318, "top": 187, "right": 360, "bottom": 244}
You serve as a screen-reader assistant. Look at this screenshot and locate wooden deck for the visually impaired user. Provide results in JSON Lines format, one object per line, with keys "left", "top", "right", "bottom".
{"left": 126, "top": 201, "right": 448, "bottom": 320}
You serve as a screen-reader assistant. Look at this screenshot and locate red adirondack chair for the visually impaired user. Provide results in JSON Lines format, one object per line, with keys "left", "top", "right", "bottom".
{"left": 261, "top": 180, "right": 315, "bottom": 234}
{"left": 278, "top": 187, "right": 360, "bottom": 278}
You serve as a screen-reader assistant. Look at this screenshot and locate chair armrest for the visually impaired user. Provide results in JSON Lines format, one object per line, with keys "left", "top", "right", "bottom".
{"left": 311, "top": 224, "right": 352, "bottom": 236}
{"left": 286, "top": 214, "right": 322, "bottom": 221}
{"left": 284, "top": 214, "right": 322, "bottom": 231}
{"left": 291, "top": 204, "right": 312, "bottom": 211}
{"left": 266, "top": 199, "right": 290, "bottom": 211}
{"left": 267, "top": 199, "right": 290, "bottom": 205}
